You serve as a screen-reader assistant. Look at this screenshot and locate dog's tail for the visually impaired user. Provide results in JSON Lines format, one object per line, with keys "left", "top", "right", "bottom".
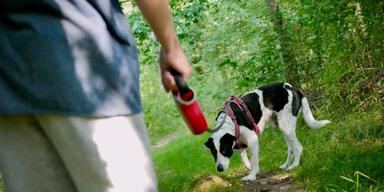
{"left": 301, "top": 97, "right": 331, "bottom": 129}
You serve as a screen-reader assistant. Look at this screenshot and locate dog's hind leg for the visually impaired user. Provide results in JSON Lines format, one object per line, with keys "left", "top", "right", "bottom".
{"left": 286, "top": 131, "right": 302, "bottom": 170}
{"left": 238, "top": 148, "right": 251, "bottom": 170}
{"left": 277, "top": 113, "right": 302, "bottom": 170}
{"left": 279, "top": 134, "right": 294, "bottom": 170}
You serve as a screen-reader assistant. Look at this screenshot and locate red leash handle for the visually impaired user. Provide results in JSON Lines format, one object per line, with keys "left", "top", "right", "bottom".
{"left": 171, "top": 70, "right": 194, "bottom": 102}
{"left": 170, "top": 70, "right": 208, "bottom": 135}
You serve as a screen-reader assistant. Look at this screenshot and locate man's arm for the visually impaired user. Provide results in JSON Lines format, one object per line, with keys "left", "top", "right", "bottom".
{"left": 135, "top": 0, "right": 192, "bottom": 92}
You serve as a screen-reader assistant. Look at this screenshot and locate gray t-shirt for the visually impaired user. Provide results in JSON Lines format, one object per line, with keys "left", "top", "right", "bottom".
{"left": 0, "top": 0, "right": 141, "bottom": 117}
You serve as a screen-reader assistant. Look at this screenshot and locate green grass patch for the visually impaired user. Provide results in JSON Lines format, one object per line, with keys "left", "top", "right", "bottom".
{"left": 295, "top": 111, "right": 384, "bottom": 191}
{"left": 153, "top": 134, "right": 246, "bottom": 192}
{"left": 0, "top": 181, "right": 3, "bottom": 192}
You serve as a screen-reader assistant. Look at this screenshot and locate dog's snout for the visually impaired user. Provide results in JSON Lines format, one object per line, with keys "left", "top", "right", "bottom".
{"left": 217, "top": 164, "right": 224, "bottom": 172}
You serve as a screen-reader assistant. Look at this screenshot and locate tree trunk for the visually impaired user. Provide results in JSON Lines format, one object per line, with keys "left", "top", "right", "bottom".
{"left": 268, "top": 0, "right": 302, "bottom": 89}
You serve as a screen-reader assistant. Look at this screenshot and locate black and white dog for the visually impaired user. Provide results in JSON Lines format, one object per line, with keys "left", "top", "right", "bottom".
{"left": 204, "top": 82, "right": 330, "bottom": 181}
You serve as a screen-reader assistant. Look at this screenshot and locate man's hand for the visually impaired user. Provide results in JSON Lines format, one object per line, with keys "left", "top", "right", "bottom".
{"left": 159, "top": 47, "right": 192, "bottom": 92}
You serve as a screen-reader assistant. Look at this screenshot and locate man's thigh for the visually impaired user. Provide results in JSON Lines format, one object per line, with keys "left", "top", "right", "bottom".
{"left": 0, "top": 116, "right": 76, "bottom": 192}
{"left": 36, "top": 113, "right": 157, "bottom": 192}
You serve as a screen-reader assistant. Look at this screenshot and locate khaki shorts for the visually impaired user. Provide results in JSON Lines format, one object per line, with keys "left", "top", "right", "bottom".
{"left": 0, "top": 113, "right": 157, "bottom": 192}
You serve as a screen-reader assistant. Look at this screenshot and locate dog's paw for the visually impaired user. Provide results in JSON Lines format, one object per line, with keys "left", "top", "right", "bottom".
{"left": 279, "top": 163, "right": 289, "bottom": 170}
{"left": 286, "top": 163, "right": 299, "bottom": 170}
{"left": 241, "top": 175, "right": 256, "bottom": 182}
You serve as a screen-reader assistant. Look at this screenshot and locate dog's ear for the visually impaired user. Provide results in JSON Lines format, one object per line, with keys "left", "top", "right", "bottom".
{"left": 204, "top": 138, "right": 214, "bottom": 149}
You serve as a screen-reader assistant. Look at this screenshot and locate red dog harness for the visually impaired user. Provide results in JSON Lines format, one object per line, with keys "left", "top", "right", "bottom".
{"left": 222, "top": 96, "right": 260, "bottom": 147}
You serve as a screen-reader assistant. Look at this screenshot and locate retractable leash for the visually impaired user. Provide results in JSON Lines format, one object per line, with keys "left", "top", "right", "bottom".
{"left": 171, "top": 71, "right": 208, "bottom": 135}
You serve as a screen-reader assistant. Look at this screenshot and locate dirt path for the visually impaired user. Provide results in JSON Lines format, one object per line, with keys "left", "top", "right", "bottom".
{"left": 194, "top": 171, "right": 300, "bottom": 192}
{"left": 243, "top": 172, "right": 299, "bottom": 192}
{"left": 153, "top": 133, "right": 179, "bottom": 149}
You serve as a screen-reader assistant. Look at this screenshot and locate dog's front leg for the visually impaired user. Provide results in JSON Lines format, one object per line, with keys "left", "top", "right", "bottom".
{"left": 238, "top": 148, "right": 251, "bottom": 170}
{"left": 241, "top": 135, "right": 259, "bottom": 181}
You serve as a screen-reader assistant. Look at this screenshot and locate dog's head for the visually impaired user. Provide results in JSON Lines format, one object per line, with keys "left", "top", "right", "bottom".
{"left": 204, "top": 133, "right": 236, "bottom": 172}
{"left": 204, "top": 112, "right": 241, "bottom": 172}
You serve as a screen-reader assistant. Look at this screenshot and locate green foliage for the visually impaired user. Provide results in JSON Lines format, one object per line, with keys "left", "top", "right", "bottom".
{"left": 191, "top": 0, "right": 286, "bottom": 90}
{"left": 126, "top": 4, "right": 159, "bottom": 66}
{"left": 131, "top": 0, "right": 383, "bottom": 114}
{"left": 271, "top": 0, "right": 381, "bottom": 113}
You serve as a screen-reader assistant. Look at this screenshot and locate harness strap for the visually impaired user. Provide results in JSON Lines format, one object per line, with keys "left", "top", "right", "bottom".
{"left": 230, "top": 96, "right": 260, "bottom": 134}
{"left": 221, "top": 96, "right": 260, "bottom": 148}
{"left": 224, "top": 104, "right": 240, "bottom": 147}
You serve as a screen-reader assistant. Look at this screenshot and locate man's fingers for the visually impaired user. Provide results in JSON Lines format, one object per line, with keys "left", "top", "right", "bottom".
{"left": 162, "top": 71, "right": 177, "bottom": 92}
{"left": 159, "top": 47, "right": 192, "bottom": 92}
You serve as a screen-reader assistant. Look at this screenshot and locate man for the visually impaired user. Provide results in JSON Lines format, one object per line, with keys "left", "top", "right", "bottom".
{"left": 0, "top": 0, "right": 192, "bottom": 191}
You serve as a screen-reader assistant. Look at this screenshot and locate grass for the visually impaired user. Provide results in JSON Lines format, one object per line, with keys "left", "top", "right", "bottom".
{"left": 295, "top": 111, "right": 384, "bottom": 191}
{"left": 153, "top": 133, "right": 245, "bottom": 191}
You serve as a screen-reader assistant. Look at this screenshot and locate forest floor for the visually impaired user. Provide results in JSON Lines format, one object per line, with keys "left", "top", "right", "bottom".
{"left": 242, "top": 172, "right": 298, "bottom": 192}
{"left": 155, "top": 133, "right": 304, "bottom": 192}
{"left": 194, "top": 172, "right": 299, "bottom": 192}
